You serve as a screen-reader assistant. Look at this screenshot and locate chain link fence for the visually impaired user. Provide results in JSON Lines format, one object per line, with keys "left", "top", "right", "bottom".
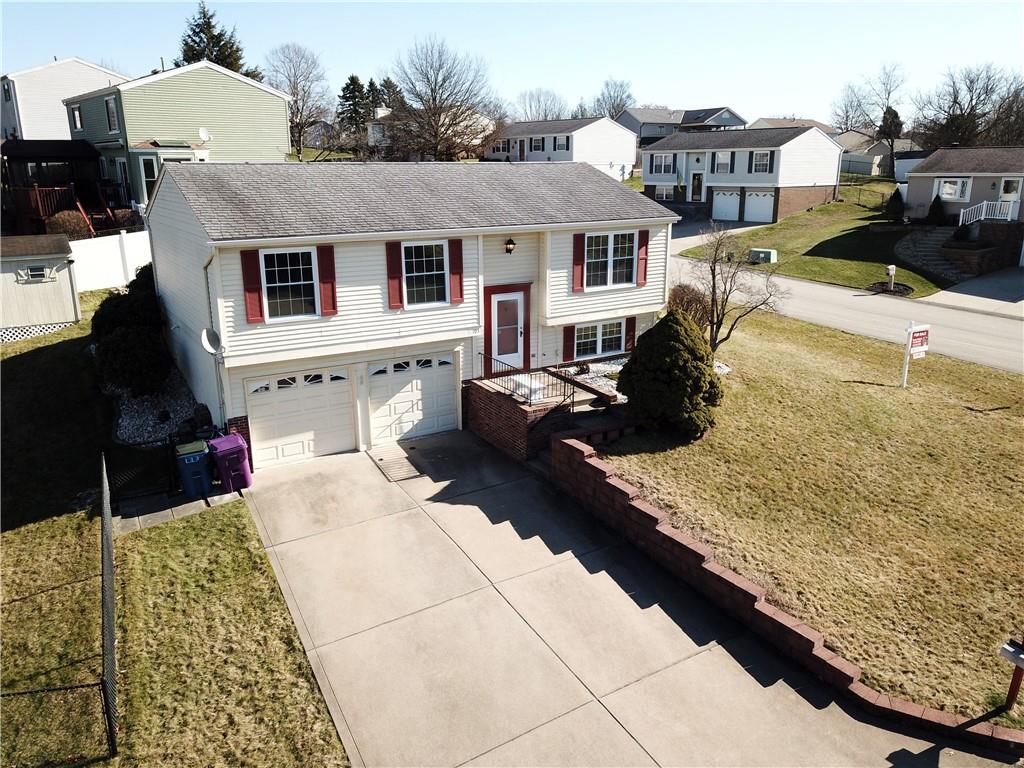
{"left": 100, "top": 456, "right": 119, "bottom": 756}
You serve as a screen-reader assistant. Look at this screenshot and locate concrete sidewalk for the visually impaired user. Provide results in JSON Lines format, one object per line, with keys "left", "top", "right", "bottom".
{"left": 921, "top": 267, "right": 1024, "bottom": 319}
{"left": 245, "top": 433, "right": 1011, "bottom": 767}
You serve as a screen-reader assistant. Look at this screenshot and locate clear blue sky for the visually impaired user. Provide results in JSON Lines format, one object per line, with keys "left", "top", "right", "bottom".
{"left": 3, "top": 1, "right": 1022, "bottom": 123}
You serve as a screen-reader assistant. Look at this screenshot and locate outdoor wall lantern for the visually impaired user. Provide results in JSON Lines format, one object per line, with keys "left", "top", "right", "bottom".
{"left": 991, "top": 182, "right": 998, "bottom": 190}
{"left": 505, "top": 238, "right": 516, "bottom": 254}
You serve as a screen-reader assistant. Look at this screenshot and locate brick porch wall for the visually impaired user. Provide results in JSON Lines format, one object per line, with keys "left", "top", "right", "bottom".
{"left": 464, "top": 380, "right": 573, "bottom": 461}
{"left": 776, "top": 185, "right": 837, "bottom": 221}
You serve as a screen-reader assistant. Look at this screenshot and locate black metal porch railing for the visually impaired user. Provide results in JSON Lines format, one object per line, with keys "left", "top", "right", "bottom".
{"left": 479, "top": 354, "right": 574, "bottom": 406}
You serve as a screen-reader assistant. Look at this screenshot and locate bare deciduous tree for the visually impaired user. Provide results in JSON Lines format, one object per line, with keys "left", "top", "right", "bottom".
{"left": 689, "top": 225, "right": 783, "bottom": 353}
{"left": 388, "top": 36, "right": 502, "bottom": 161}
{"left": 830, "top": 84, "right": 869, "bottom": 133}
{"left": 912, "top": 64, "right": 1024, "bottom": 148}
{"left": 264, "top": 43, "right": 330, "bottom": 159}
{"left": 516, "top": 88, "right": 568, "bottom": 121}
{"left": 591, "top": 78, "right": 634, "bottom": 119}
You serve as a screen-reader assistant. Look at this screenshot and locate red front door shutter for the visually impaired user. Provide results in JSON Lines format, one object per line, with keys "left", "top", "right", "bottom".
{"left": 316, "top": 244, "right": 337, "bottom": 316}
{"left": 240, "top": 249, "right": 264, "bottom": 323}
{"left": 572, "top": 233, "right": 585, "bottom": 293}
{"left": 385, "top": 241, "right": 403, "bottom": 309}
{"left": 636, "top": 230, "right": 649, "bottom": 287}
{"left": 562, "top": 325, "right": 576, "bottom": 362}
{"left": 448, "top": 238, "right": 464, "bottom": 304}
{"left": 625, "top": 317, "right": 637, "bottom": 352}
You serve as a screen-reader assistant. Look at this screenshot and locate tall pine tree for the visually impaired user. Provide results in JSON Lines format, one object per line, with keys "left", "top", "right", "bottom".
{"left": 337, "top": 75, "right": 369, "bottom": 137}
{"left": 380, "top": 76, "right": 404, "bottom": 109}
{"left": 366, "top": 78, "right": 383, "bottom": 113}
{"left": 174, "top": 2, "right": 262, "bottom": 81}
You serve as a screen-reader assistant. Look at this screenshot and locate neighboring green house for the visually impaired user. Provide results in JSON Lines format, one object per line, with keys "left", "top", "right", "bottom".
{"left": 62, "top": 60, "right": 290, "bottom": 208}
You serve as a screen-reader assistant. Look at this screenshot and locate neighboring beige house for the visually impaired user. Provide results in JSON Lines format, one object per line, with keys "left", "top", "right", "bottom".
{"left": 748, "top": 117, "right": 836, "bottom": 135}
{"left": 640, "top": 126, "right": 842, "bottom": 223}
{"left": 905, "top": 146, "right": 1023, "bottom": 224}
{"left": 0, "top": 234, "right": 80, "bottom": 342}
{"left": 2, "top": 57, "right": 127, "bottom": 140}
{"left": 62, "top": 60, "right": 291, "bottom": 208}
{"left": 483, "top": 117, "right": 637, "bottom": 179}
{"left": 835, "top": 128, "right": 921, "bottom": 176}
{"left": 145, "top": 162, "right": 676, "bottom": 469}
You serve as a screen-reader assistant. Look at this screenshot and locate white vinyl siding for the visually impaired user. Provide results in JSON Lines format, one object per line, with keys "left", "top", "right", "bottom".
{"left": 540, "top": 312, "right": 658, "bottom": 366}
{"left": 474, "top": 232, "right": 541, "bottom": 372}
{"left": 775, "top": 128, "right": 842, "bottom": 188}
{"left": 560, "top": 118, "right": 635, "bottom": 179}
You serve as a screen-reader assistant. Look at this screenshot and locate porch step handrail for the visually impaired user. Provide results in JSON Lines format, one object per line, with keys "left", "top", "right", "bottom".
{"left": 959, "top": 200, "right": 1014, "bottom": 226}
{"left": 478, "top": 353, "right": 573, "bottom": 406}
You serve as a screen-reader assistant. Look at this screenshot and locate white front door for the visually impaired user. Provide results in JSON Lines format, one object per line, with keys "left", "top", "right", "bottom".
{"left": 490, "top": 291, "right": 524, "bottom": 369}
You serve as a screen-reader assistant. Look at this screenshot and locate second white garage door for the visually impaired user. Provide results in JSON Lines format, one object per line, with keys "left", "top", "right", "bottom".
{"left": 369, "top": 352, "right": 459, "bottom": 444}
{"left": 245, "top": 367, "right": 357, "bottom": 468}
{"left": 744, "top": 190, "right": 775, "bottom": 222}
{"left": 712, "top": 190, "right": 741, "bottom": 221}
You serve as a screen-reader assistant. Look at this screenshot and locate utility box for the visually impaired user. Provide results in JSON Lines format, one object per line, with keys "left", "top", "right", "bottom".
{"left": 748, "top": 248, "right": 778, "bottom": 264}
{"left": 175, "top": 440, "right": 213, "bottom": 498}
{"left": 208, "top": 433, "right": 253, "bottom": 493}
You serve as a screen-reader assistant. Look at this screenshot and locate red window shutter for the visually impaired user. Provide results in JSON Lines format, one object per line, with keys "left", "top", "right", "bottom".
{"left": 448, "top": 238, "right": 464, "bottom": 304}
{"left": 316, "top": 244, "right": 337, "bottom": 316}
{"left": 385, "top": 241, "right": 403, "bottom": 309}
{"left": 637, "top": 230, "right": 649, "bottom": 287}
{"left": 625, "top": 317, "right": 637, "bottom": 352}
{"left": 572, "top": 233, "right": 585, "bottom": 293}
{"left": 240, "top": 249, "right": 264, "bottom": 324}
{"left": 562, "top": 325, "right": 576, "bottom": 362}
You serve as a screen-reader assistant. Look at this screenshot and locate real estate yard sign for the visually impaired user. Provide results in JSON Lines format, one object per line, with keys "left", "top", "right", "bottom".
{"left": 901, "top": 322, "right": 930, "bottom": 388}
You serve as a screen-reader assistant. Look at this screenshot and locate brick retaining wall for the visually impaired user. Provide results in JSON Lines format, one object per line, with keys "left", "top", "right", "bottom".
{"left": 464, "top": 380, "right": 573, "bottom": 461}
{"left": 550, "top": 432, "right": 1024, "bottom": 756}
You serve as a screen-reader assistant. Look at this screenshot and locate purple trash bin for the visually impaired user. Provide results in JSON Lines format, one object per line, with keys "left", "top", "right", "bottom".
{"left": 208, "top": 433, "right": 253, "bottom": 492}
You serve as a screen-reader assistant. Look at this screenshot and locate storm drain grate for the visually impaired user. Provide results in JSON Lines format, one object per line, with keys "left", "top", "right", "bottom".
{"left": 367, "top": 442, "right": 423, "bottom": 482}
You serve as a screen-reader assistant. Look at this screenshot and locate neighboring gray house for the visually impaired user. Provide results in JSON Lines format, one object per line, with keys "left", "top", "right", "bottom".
{"left": 0, "top": 234, "right": 80, "bottom": 342}
{"left": 905, "top": 146, "right": 1023, "bottom": 224}
{"left": 835, "top": 128, "right": 921, "bottom": 176}
{"left": 615, "top": 106, "right": 746, "bottom": 149}
{"left": 748, "top": 117, "right": 836, "bottom": 136}
{"left": 893, "top": 149, "right": 933, "bottom": 182}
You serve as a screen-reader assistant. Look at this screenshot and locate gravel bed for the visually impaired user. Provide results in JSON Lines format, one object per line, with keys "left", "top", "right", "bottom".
{"left": 114, "top": 367, "right": 198, "bottom": 444}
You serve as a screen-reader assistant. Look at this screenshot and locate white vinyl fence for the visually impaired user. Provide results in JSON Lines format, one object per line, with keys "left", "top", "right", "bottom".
{"left": 70, "top": 230, "right": 152, "bottom": 292}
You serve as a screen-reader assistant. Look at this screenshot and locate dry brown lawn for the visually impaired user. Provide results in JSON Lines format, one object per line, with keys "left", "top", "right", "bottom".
{"left": 602, "top": 311, "right": 1024, "bottom": 727}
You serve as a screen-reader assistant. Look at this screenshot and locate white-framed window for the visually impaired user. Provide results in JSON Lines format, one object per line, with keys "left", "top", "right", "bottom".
{"left": 104, "top": 96, "right": 119, "bottom": 133}
{"left": 70, "top": 105, "right": 83, "bottom": 131}
{"left": 555, "top": 136, "right": 568, "bottom": 151}
{"left": 139, "top": 156, "right": 159, "bottom": 200}
{"left": 25, "top": 265, "right": 48, "bottom": 281}
{"left": 715, "top": 153, "right": 730, "bottom": 173}
{"left": 752, "top": 150, "right": 770, "bottom": 173}
{"left": 492, "top": 138, "right": 510, "bottom": 153}
{"left": 584, "top": 231, "right": 636, "bottom": 289}
{"left": 2, "top": 82, "right": 10, "bottom": 102}
{"left": 938, "top": 177, "right": 971, "bottom": 201}
{"left": 652, "top": 153, "right": 673, "bottom": 174}
{"left": 575, "top": 319, "right": 625, "bottom": 359}
{"left": 655, "top": 186, "right": 673, "bottom": 201}
{"left": 402, "top": 240, "right": 448, "bottom": 307}
{"left": 260, "top": 248, "right": 319, "bottom": 320}
{"left": 530, "top": 136, "right": 544, "bottom": 152}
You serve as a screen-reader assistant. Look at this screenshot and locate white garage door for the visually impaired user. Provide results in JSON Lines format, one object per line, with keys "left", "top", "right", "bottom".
{"left": 245, "top": 367, "right": 356, "bottom": 468}
{"left": 744, "top": 190, "right": 775, "bottom": 223}
{"left": 369, "top": 352, "right": 458, "bottom": 444}
{"left": 712, "top": 190, "right": 741, "bottom": 221}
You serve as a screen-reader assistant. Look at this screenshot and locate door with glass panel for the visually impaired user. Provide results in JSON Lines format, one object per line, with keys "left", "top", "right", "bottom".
{"left": 490, "top": 291, "right": 524, "bottom": 370}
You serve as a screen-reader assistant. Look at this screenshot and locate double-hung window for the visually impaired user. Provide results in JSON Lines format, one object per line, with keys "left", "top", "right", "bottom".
{"left": 715, "top": 153, "right": 730, "bottom": 173}
{"left": 70, "top": 105, "right": 83, "bottom": 131}
{"left": 493, "top": 138, "right": 509, "bottom": 153}
{"left": 655, "top": 185, "right": 673, "bottom": 201}
{"left": 752, "top": 150, "right": 770, "bottom": 173}
{"left": 584, "top": 231, "right": 636, "bottom": 289}
{"left": 530, "top": 137, "right": 544, "bottom": 152}
{"left": 938, "top": 178, "right": 970, "bottom": 201}
{"left": 652, "top": 153, "right": 672, "bottom": 174}
{"left": 575, "top": 319, "right": 625, "bottom": 359}
{"left": 402, "top": 241, "right": 448, "bottom": 306}
{"left": 140, "top": 157, "right": 159, "bottom": 200}
{"left": 555, "top": 135, "right": 568, "bottom": 151}
{"left": 104, "top": 96, "right": 119, "bottom": 133}
{"left": 261, "top": 249, "right": 318, "bottom": 320}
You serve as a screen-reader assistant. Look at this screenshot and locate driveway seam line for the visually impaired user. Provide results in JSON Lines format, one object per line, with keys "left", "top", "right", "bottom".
{"left": 263, "top": 503, "right": 419, "bottom": 548}
{"left": 308, "top": 647, "right": 367, "bottom": 768}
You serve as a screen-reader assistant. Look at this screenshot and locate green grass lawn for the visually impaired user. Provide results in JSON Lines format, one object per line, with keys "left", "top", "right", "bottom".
{"left": 601, "top": 311, "right": 1024, "bottom": 727}
{"left": 679, "top": 186, "right": 949, "bottom": 296}
{"left": 117, "top": 501, "right": 348, "bottom": 767}
{"left": 287, "top": 148, "right": 353, "bottom": 162}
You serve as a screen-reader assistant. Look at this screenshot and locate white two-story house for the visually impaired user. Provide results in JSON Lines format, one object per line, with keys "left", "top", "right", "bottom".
{"left": 640, "top": 126, "right": 842, "bottom": 223}
{"left": 482, "top": 117, "right": 637, "bottom": 179}
{"left": 615, "top": 106, "right": 747, "bottom": 151}
{"left": 146, "top": 162, "right": 676, "bottom": 469}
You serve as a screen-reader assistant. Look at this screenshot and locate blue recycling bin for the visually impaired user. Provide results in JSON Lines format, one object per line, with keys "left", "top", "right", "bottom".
{"left": 176, "top": 439, "right": 213, "bottom": 498}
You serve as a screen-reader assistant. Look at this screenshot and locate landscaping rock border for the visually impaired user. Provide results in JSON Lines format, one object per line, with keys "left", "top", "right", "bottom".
{"left": 549, "top": 427, "right": 1024, "bottom": 757}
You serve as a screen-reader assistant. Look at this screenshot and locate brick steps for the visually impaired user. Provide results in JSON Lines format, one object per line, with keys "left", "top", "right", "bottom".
{"left": 895, "top": 227, "right": 971, "bottom": 283}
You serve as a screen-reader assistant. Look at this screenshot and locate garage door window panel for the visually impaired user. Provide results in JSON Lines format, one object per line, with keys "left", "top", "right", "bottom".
{"left": 262, "top": 249, "right": 319, "bottom": 320}
{"left": 402, "top": 241, "right": 448, "bottom": 307}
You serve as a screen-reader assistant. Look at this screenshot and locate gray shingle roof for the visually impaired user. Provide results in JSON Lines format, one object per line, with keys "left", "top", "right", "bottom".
{"left": 643, "top": 126, "right": 813, "bottom": 152}
{"left": 680, "top": 107, "right": 731, "bottom": 125}
{"left": 498, "top": 117, "right": 603, "bottom": 138}
{"left": 751, "top": 117, "right": 836, "bottom": 133}
{"left": 160, "top": 162, "right": 676, "bottom": 241}
{"left": 909, "top": 146, "right": 1024, "bottom": 174}
{"left": 1, "top": 234, "right": 72, "bottom": 258}
{"left": 619, "top": 108, "right": 687, "bottom": 124}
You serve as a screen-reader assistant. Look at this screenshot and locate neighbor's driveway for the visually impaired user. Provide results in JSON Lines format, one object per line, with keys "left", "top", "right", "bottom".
{"left": 246, "top": 432, "right": 1006, "bottom": 768}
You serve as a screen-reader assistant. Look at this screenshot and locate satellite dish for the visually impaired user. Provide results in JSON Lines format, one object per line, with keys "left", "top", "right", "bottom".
{"left": 200, "top": 327, "right": 221, "bottom": 355}
{"left": 198, "top": 127, "right": 211, "bottom": 143}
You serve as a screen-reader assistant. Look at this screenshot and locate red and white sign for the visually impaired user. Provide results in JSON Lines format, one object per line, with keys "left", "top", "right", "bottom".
{"left": 910, "top": 328, "right": 929, "bottom": 359}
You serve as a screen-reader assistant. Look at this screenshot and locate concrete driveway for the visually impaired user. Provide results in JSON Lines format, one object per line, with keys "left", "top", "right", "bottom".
{"left": 246, "top": 432, "right": 1011, "bottom": 767}
{"left": 922, "top": 267, "right": 1024, "bottom": 319}
{"left": 671, "top": 219, "right": 769, "bottom": 254}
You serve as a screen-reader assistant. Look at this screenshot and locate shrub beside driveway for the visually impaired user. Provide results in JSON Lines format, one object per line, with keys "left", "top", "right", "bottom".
{"left": 601, "top": 310, "right": 1024, "bottom": 728}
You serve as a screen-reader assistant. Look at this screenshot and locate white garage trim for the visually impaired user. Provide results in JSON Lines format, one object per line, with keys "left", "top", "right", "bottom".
{"left": 712, "top": 190, "right": 741, "bottom": 221}
{"left": 744, "top": 190, "right": 776, "bottom": 223}
{"left": 368, "top": 351, "right": 460, "bottom": 446}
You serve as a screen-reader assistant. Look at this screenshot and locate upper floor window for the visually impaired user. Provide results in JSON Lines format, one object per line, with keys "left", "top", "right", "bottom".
{"left": 585, "top": 232, "right": 636, "bottom": 289}
{"left": 555, "top": 136, "right": 568, "bottom": 151}
{"left": 402, "top": 241, "right": 448, "bottom": 306}
{"left": 26, "top": 265, "right": 48, "bottom": 281}
{"left": 2, "top": 82, "right": 10, "bottom": 102}
{"left": 492, "top": 138, "right": 510, "bottom": 153}
{"left": 752, "top": 150, "right": 770, "bottom": 173}
{"left": 715, "top": 153, "right": 730, "bottom": 173}
{"left": 140, "top": 157, "right": 159, "bottom": 200}
{"left": 938, "top": 178, "right": 970, "bottom": 201}
{"left": 70, "top": 105, "right": 83, "bottom": 131}
{"left": 530, "top": 137, "right": 543, "bottom": 152}
{"left": 652, "top": 153, "right": 672, "bottom": 174}
{"left": 262, "top": 249, "right": 318, "bottom": 320}
{"left": 104, "top": 96, "right": 119, "bottom": 133}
